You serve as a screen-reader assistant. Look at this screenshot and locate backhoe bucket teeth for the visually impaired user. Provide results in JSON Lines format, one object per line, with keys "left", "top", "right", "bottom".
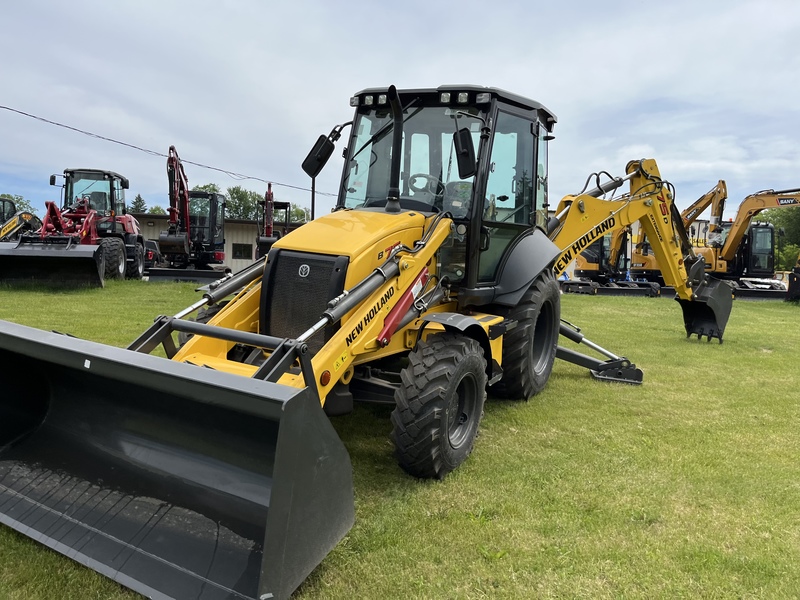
{"left": 0, "top": 320, "right": 354, "bottom": 600}
{"left": 676, "top": 278, "right": 734, "bottom": 342}
{"left": 0, "top": 241, "right": 104, "bottom": 287}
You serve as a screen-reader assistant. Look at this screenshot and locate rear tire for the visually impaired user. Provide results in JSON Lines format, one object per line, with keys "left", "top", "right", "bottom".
{"left": 492, "top": 269, "right": 560, "bottom": 400}
{"left": 126, "top": 242, "right": 144, "bottom": 279}
{"left": 100, "top": 238, "right": 126, "bottom": 280}
{"left": 391, "top": 332, "right": 487, "bottom": 479}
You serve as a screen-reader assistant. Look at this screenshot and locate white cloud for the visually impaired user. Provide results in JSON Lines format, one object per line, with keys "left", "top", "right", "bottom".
{"left": 2, "top": 0, "right": 800, "bottom": 217}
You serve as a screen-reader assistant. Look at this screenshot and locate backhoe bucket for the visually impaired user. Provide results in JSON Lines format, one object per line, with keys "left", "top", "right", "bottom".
{"left": 0, "top": 241, "right": 104, "bottom": 287}
{"left": 0, "top": 320, "right": 354, "bottom": 600}
{"left": 676, "top": 277, "right": 734, "bottom": 342}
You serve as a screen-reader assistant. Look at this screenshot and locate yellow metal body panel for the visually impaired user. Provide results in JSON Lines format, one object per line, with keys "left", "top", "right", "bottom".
{"left": 170, "top": 209, "right": 510, "bottom": 407}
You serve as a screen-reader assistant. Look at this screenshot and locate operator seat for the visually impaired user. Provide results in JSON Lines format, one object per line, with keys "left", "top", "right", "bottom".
{"left": 442, "top": 181, "right": 473, "bottom": 218}
{"left": 89, "top": 191, "right": 109, "bottom": 212}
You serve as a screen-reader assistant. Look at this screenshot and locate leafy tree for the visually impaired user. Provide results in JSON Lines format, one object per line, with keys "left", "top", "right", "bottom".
{"left": 0, "top": 193, "right": 37, "bottom": 216}
{"left": 192, "top": 183, "right": 221, "bottom": 194}
{"left": 290, "top": 203, "right": 311, "bottom": 223}
{"left": 776, "top": 243, "right": 800, "bottom": 271}
{"left": 148, "top": 205, "right": 167, "bottom": 215}
{"left": 225, "top": 186, "right": 261, "bottom": 220}
{"left": 757, "top": 208, "right": 800, "bottom": 247}
{"left": 129, "top": 193, "right": 147, "bottom": 213}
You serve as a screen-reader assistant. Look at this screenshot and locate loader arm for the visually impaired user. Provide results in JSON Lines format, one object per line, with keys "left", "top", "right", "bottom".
{"left": 550, "top": 159, "right": 733, "bottom": 341}
{"left": 173, "top": 214, "right": 484, "bottom": 405}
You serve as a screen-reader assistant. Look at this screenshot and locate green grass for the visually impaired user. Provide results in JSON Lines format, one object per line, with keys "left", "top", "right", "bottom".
{"left": 0, "top": 284, "right": 799, "bottom": 599}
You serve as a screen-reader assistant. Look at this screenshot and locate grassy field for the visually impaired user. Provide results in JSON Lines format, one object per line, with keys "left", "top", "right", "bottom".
{"left": 0, "top": 282, "right": 799, "bottom": 599}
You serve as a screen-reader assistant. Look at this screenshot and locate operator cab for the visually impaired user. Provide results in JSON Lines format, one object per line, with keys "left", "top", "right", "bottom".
{"left": 309, "top": 85, "right": 556, "bottom": 296}
{"left": 0, "top": 199, "right": 15, "bottom": 223}
{"left": 55, "top": 169, "right": 128, "bottom": 217}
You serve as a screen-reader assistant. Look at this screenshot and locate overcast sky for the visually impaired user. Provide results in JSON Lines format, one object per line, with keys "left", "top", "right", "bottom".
{"left": 2, "top": 0, "right": 799, "bottom": 218}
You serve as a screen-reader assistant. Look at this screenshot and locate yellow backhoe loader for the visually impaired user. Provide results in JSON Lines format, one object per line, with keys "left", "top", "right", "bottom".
{"left": 549, "top": 160, "right": 734, "bottom": 342}
{"left": 0, "top": 197, "right": 42, "bottom": 241}
{"left": 0, "top": 85, "right": 665, "bottom": 600}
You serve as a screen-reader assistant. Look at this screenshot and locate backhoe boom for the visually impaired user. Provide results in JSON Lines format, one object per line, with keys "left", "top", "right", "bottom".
{"left": 550, "top": 159, "right": 733, "bottom": 341}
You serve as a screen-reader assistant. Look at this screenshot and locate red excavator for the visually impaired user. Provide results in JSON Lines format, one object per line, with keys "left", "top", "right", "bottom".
{"left": 0, "top": 169, "right": 144, "bottom": 286}
{"left": 256, "top": 182, "right": 291, "bottom": 259}
{"left": 148, "top": 145, "right": 228, "bottom": 282}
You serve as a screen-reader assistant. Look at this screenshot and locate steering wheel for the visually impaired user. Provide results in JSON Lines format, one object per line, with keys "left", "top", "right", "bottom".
{"left": 409, "top": 173, "right": 444, "bottom": 195}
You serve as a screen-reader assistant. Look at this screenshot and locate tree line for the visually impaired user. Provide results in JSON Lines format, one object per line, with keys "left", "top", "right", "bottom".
{"left": 2, "top": 185, "right": 310, "bottom": 223}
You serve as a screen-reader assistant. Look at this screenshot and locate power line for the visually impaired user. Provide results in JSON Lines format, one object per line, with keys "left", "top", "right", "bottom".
{"left": 0, "top": 104, "right": 337, "bottom": 197}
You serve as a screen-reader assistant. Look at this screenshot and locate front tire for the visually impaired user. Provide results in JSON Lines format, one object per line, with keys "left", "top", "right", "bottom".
{"left": 126, "top": 242, "right": 144, "bottom": 279}
{"left": 99, "top": 238, "right": 126, "bottom": 280}
{"left": 492, "top": 269, "right": 560, "bottom": 400}
{"left": 391, "top": 332, "right": 487, "bottom": 479}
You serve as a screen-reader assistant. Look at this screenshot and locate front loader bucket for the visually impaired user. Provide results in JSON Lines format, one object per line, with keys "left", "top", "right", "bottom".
{"left": 0, "top": 241, "right": 104, "bottom": 287}
{"left": 0, "top": 320, "right": 354, "bottom": 600}
{"left": 676, "top": 277, "right": 734, "bottom": 342}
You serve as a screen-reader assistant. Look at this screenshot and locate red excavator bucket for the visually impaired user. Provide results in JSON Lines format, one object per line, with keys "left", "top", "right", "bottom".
{"left": 0, "top": 320, "right": 354, "bottom": 600}
{"left": 0, "top": 241, "right": 104, "bottom": 287}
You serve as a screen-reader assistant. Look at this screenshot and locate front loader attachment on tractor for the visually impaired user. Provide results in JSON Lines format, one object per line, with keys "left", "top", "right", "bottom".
{"left": 0, "top": 240, "right": 104, "bottom": 287}
{"left": 676, "top": 276, "right": 734, "bottom": 342}
{"left": 0, "top": 319, "right": 354, "bottom": 600}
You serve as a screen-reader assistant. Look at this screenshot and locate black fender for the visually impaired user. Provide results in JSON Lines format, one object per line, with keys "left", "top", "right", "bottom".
{"left": 420, "top": 313, "right": 499, "bottom": 383}
{"left": 493, "top": 229, "right": 560, "bottom": 306}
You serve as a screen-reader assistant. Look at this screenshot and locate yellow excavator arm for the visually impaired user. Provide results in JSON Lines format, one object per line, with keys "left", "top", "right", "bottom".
{"left": 549, "top": 159, "right": 733, "bottom": 341}
{"left": 681, "top": 180, "right": 727, "bottom": 232}
{"left": 719, "top": 188, "right": 800, "bottom": 262}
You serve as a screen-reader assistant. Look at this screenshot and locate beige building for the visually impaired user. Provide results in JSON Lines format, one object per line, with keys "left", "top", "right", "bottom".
{"left": 133, "top": 213, "right": 300, "bottom": 274}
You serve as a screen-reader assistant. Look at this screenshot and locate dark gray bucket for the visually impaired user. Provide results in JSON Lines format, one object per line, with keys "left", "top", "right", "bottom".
{"left": 0, "top": 241, "right": 104, "bottom": 287}
{"left": 0, "top": 320, "right": 353, "bottom": 600}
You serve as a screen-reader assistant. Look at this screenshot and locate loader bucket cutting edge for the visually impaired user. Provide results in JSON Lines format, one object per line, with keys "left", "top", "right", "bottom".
{"left": 0, "top": 319, "right": 354, "bottom": 600}
{"left": 676, "top": 278, "right": 734, "bottom": 342}
{"left": 0, "top": 242, "right": 104, "bottom": 287}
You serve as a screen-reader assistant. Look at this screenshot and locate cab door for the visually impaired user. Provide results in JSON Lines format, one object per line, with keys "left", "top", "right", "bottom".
{"left": 475, "top": 111, "right": 544, "bottom": 283}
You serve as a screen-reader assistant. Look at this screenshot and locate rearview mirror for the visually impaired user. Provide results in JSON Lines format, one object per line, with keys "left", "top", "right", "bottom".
{"left": 454, "top": 128, "right": 476, "bottom": 179}
{"left": 302, "top": 135, "right": 336, "bottom": 178}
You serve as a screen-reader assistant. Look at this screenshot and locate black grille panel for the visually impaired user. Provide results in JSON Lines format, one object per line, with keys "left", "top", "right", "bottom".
{"left": 261, "top": 250, "right": 348, "bottom": 355}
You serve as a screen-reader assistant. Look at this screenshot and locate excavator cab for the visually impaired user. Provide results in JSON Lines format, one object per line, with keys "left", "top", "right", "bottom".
{"left": 0, "top": 198, "right": 14, "bottom": 223}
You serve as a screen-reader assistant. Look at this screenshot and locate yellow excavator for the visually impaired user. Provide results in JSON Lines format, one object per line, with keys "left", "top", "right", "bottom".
{"left": 549, "top": 160, "right": 733, "bottom": 341}
{"left": 630, "top": 180, "right": 728, "bottom": 283}
{"left": 633, "top": 186, "right": 800, "bottom": 298}
{"left": 0, "top": 86, "right": 729, "bottom": 600}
